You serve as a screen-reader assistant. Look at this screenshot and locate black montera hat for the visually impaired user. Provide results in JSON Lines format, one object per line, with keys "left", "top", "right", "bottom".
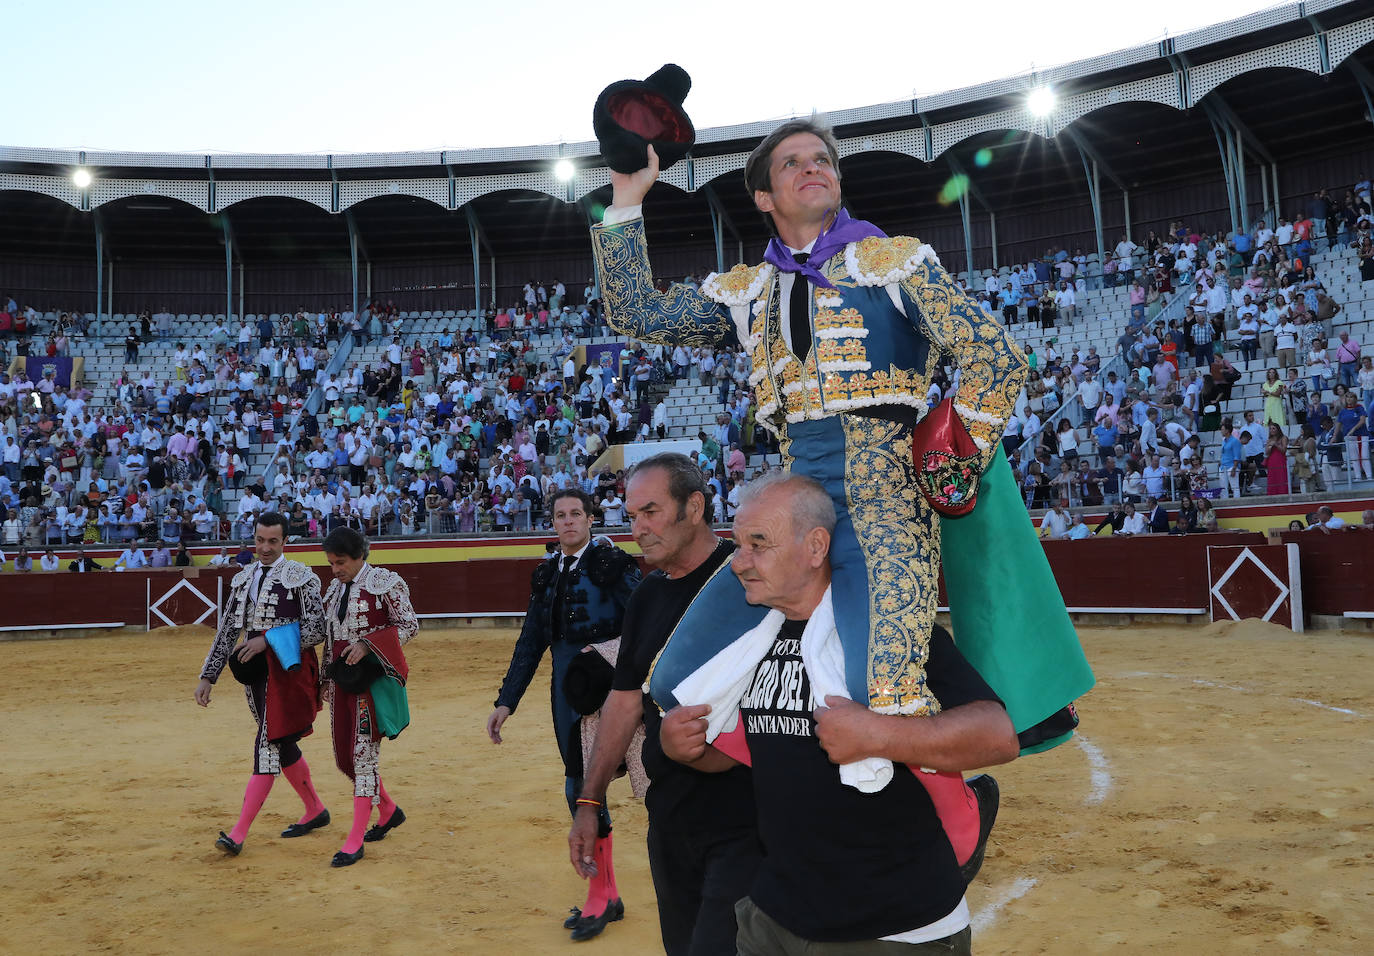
{"left": 326, "top": 653, "right": 384, "bottom": 695}
{"left": 593, "top": 63, "right": 695, "bottom": 174}
{"left": 227, "top": 649, "right": 268, "bottom": 686}
{"left": 562, "top": 649, "right": 616, "bottom": 716}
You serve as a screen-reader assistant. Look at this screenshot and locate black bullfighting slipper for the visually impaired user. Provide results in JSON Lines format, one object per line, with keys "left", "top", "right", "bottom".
{"left": 570, "top": 899, "right": 624, "bottom": 941}
{"left": 960, "top": 774, "right": 1000, "bottom": 884}
{"left": 363, "top": 806, "right": 405, "bottom": 843}
{"left": 215, "top": 831, "right": 243, "bottom": 856}
{"left": 330, "top": 847, "right": 365, "bottom": 868}
{"left": 564, "top": 898, "right": 624, "bottom": 931}
{"left": 281, "top": 809, "right": 331, "bottom": 838}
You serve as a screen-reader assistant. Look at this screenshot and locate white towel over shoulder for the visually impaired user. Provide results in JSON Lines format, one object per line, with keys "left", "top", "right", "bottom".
{"left": 670, "top": 586, "right": 894, "bottom": 793}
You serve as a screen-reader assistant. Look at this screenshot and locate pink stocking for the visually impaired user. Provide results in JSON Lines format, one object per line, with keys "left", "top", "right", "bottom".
{"left": 581, "top": 834, "right": 616, "bottom": 917}
{"left": 377, "top": 779, "right": 397, "bottom": 824}
{"left": 228, "top": 774, "right": 275, "bottom": 844}
{"left": 911, "top": 768, "right": 979, "bottom": 865}
{"left": 598, "top": 833, "right": 619, "bottom": 903}
{"left": 281, "top": 758, "right": 326, "bottom": 823}
{"left": 340, "top": 796, "right": 373, "bottom": 854}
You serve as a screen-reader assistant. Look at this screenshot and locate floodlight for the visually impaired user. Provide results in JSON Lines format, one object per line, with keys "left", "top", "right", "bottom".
{"left": 554, "top": 159, "right": 575, "bottom": 182}
{"left": 72, "top": 169, "right": 92, "bottom": 189}
{"left": 1027, "top": 87, "right": 1056, "bottom": 118}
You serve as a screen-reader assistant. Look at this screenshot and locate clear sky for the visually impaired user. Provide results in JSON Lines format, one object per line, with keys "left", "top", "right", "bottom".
{"left": 8, "top": 0, "right": 1288, "bottom": 154}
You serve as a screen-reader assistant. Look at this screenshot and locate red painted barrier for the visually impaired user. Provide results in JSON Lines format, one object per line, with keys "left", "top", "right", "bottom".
{"left": 1206, "top": 544, "right": 1303, "bottom": 630}
{"left": 4, "top": 530, "right": 1372, "bottom": 631}
{"left": 1279, "top": 529, "right": 1374, "bottom": 616}
{"left": 1040, "top": 532, "right": 1268, "bottom": 612}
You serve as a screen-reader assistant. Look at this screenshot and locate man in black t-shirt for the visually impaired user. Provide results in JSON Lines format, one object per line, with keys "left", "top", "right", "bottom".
{"left": 661, "top": 473, "right": 1019, "bottom": 952}
{"left": 569, "top": 453, "right": 761, "bottom": 953}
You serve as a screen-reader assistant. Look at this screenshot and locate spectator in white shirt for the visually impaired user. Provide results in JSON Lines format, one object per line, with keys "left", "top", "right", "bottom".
{"left": 1077, "top": 371, "right": 1102, "bottom": 417}
{"left": 191, "top": 504, "right": 217, "bottom": 539}
{"left": 1114, "top": 236, "right": 1138, "bottom": 273}
{"left": 115, "top": 546, "right": 148, "bottom": 570}
{"left": 1256, "top": 302, "right": 1277, "bottom": 358}
{"left": 1161, "top": 420, "right": 1192, "bottom": 452}
{"left": 1119, "top": 503, "right": 1146, "bottom": 535}
{"left": 1038, "top": 502, "right": 1071, "bottom": 539}
{"left": 1310, "top": 506, "right": 1347, "bottom": 532}
{"left": 1142, "top": 454, "right": 1168, "bottom": 498}
{"left": 983, "top": 275, "right": 1001, "bottom": 309}
{"left": 601, "top": 491, "right": 625, "bottom": 526}
{"left": 1274, "top": 319, "right": 1299, "bottom": 369}
{"left": 237, "top": 490, "right": 263, "bottom": 518}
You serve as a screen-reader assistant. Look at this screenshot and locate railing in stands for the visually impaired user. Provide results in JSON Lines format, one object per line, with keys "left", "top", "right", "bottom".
{"left": 1036, "top": 350, "right": 1132, "bottom": 457}
{"left": 296, "top": 305, "right": 364, "bottom": 431}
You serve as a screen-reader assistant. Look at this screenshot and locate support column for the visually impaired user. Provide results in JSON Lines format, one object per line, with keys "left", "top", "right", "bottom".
{"left": 470, "top": 228, "right": 480, "bottom": 314}
{"left": 222, "top": 216, "right": 234, "bottom": 321}
{"left": 989, "top": 211, "right": 998, "bottom": 271}
{"left": 1235, "top": 136, "right": 1248, "bottom": 230}
{"left": 958, "top": 190, "right": 974, "bottom": 278}
{"left": 344, "top": 210, "right": 368, "bottom": 320}
{"left": 945, "top": 155, "right": 995, "bottom": 279}
{"left": 1209, "top": 119, "right": 1240, "bottom": 236}
{"left": 708, "top": 202, "right": 725, "bottom": 276}
{"left": 1123, "top": 189, "right": 1132, "bottom": 242}
{"left": 1077, "top": 148, "right": 1106, "bottom": 275}
{"left": 1201, "top": 93, "right": 1275, "bottom": 235}
{"left": 1092, "top": 161, "right": 1104, "bottom": 272}
{"left": 466, "top": 206, "right": 488, "bottom": 314}
{"left": 1271, "top": 162, "right": 1281, "bottom": 220}
{"left": 702, "top": 184, "right": 742, "bottom": 276}
{"left": 350, "top": 229, "right": 360, "bottom": 319}
{"left": 1356, "top": 72, "right": 1374, "bottom": 132}
{"left": 94, "top": 209, "right": 104, "bottom": 343}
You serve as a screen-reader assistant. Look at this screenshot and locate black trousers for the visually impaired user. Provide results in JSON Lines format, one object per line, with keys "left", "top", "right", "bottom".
{"left": 647, "top": 818, "right": 761, "bottom": 956}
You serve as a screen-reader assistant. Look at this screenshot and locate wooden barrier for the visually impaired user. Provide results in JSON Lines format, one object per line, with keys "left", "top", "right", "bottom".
{"left": 3, "top": 529, "right": 1371, "bottom": 632}
{"left": 1278, "top": 529, "right": 1374, "bottom": 616}
{"left": 1206, "top": 543, "right": 1303, "bottom": 631}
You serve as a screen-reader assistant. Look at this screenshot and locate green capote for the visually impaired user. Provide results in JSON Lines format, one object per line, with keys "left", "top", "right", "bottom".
{"left": 942, "top": 446, "right": 1095, "bottom": 754}
{"left": 368, "top": 676, "right": 410, "bottom": 740}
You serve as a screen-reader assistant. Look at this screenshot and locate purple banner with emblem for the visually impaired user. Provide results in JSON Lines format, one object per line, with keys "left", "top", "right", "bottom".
{"left": 24, "top": 356, "right": 77, "bottom": 389}
{"left": 583, "top": 343, "right": 626, "bottom": 378}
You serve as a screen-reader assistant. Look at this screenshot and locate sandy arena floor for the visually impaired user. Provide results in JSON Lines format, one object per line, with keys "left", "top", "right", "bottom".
{"left": 1, "top": 620, "right": 1370, "bottom": 954}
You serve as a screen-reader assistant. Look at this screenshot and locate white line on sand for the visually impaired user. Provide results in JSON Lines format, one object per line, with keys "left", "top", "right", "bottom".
{"left": 972, "top": 877, "right": 1038, "bottom": 933}
{"left": 1111, "top": 672, "right": 1366, "bottom": 719}
{"left": 1076, "top": 735, "right": 1112, "bottom": 806}
{"left": 1290, "top": 698, "right": 1360, "bottom": 715}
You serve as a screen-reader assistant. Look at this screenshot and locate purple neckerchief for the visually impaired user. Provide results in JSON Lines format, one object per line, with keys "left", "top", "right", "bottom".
{"left": 763, "top": 209, "right": 887, "bottom": 289}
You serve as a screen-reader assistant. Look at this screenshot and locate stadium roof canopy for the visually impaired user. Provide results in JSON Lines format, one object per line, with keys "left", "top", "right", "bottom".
{"left": 2, "top": 0, "right": 1373, "bottom": 298}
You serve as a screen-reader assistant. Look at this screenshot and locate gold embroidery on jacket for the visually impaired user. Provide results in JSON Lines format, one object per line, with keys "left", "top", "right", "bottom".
{"left": 842, "top": 415, "right": 941, "bottom": 715}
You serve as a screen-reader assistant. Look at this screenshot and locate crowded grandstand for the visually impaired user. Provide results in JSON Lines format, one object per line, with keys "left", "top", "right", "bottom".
{"left": 1, "top": 1, "right": 1372, "bottom": 561}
